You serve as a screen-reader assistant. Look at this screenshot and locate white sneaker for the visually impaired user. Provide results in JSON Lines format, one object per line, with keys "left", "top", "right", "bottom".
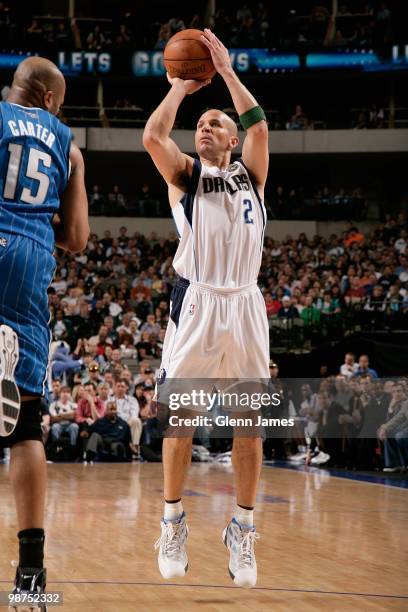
{"left": 289, "top": 452, "right": 308, "bottom": 463}
{"left": 154, "top": 512, "right": 188, "bottom": 579}
{"left": 0, "top": 325, "right": 21, "bottom": 437}
{"left": 311, "top": 451, "right": 331, "bottom": 465}
{"left": 383, "top": 466, "right": 403, "bottom": 473}
{"left": 222, "top": 518, "right": 260, "bottom": 588}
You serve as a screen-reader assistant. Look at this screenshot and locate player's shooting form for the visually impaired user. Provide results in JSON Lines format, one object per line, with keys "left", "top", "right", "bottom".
{"left": 0, "top": 1, "right": 406, "bottom": 611}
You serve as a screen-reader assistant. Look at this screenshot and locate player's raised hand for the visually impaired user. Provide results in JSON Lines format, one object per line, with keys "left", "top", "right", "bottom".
{"left": 166, "top": 73, "right": 211, "bottom": 95}
{"left": 200, "top": 29, "right": 232, "bottom": 76}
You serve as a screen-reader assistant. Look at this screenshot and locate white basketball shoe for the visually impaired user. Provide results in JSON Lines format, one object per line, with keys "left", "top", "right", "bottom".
{"left": 222, "top": 518, "right": 260, "bottom": 588}
{"left": 154, "top": 512, "right": 189, "bottom": 579}
{"left": 0, "top": 325, "right": 21, "bottom": 437}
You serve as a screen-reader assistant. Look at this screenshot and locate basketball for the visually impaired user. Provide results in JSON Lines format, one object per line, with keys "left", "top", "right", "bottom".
{"left": 163, "top": 29, "right": 216, "bottom": 81}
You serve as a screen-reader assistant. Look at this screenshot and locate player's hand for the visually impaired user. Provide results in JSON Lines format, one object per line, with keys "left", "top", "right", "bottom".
{"left": 200, "top": 29, "right": 232, "bottom": 77}
{"left": 167, "top": 74, "right": 211, "bottom": 95}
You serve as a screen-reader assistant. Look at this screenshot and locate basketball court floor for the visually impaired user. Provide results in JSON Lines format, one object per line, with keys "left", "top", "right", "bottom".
{"left": 0, "top": 462, "right": 407, "bottom": 611}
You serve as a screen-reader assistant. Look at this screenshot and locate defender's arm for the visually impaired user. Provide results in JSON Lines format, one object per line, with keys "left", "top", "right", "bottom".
{"left": 54, "top": 143, "right": 89, "bottom": 252}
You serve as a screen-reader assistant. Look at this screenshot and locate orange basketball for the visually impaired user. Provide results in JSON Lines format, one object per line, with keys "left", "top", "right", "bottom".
{"left": 163, "top": 29, "right": 216, "bottom": 81}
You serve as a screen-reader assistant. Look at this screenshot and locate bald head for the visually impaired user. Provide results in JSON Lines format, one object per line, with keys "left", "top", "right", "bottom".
{"left": 9, "top": 57, "right": 65, "bottom": 115}
{"left": 199, "top": 109, "right": 238, "bottom": 137}
{"left": 195, "top": 109, "right": 239, "bottom": 164}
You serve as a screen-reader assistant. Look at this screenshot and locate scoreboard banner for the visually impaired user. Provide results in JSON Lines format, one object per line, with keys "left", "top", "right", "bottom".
{"left": 0, "top": 45, "right": 407, "bottom": 76}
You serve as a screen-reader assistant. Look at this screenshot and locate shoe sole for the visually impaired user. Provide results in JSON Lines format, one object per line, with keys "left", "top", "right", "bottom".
{"left": 158, "top": 560, "right": 189, "bottom": 579}
{"left": 0, "top": 325, "right": 21, "bottom": 437}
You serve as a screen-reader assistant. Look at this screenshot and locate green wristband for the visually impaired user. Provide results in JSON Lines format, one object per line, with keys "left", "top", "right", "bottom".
{"left": 239, "top": 105, "right": 266, "bottom": 130}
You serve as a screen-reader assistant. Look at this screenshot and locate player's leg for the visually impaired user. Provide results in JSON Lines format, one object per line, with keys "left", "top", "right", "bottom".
{"left": 155, "top": 282, "right": 221, "bottom": 579}
{"left": 2, "top": 400, "right": 48, "bottom": 607}
{"left": 222, "top": 288, "right": 270, "bottom": 588}
{"left": 0, "top": 235, "right": 55, "bottom": 606}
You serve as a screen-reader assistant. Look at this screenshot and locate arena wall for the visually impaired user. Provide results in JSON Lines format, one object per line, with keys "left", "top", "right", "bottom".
{"left": 73, "top": 128, "right": 408, "bottom": 154}
{"left": 89, "top": 217, "right": 378, "bottom": 239}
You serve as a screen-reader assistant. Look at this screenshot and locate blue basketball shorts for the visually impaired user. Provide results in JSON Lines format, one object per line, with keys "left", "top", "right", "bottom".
{"left": 0, "top": 230, "right": 56, "bottom": 396}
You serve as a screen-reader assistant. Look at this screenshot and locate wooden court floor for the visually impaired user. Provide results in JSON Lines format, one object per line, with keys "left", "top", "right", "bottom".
{"left": 0, "top": 462, "right": 407, "bottom": 611}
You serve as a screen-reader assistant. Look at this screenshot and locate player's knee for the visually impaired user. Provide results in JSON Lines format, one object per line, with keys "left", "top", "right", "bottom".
{"left": 233, "top": 436, "right": 262, "bottom": 448}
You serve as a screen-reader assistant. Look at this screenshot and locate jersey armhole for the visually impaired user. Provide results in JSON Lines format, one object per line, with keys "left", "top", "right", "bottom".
{"left": 179, "top": 158, "right": 201, "bottom": 227}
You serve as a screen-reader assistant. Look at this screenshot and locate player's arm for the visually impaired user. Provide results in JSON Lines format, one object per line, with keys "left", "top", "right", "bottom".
{"left": 201, "top": 30, "right": 269, "bottom": 193}
{"left": 54, "top": 142, "right": 89, "bottom": 252}
{"left": 143, "top": 77, "right": 210, "bottom": 192}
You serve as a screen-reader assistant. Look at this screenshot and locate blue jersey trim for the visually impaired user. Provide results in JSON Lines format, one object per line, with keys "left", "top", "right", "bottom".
{"left": 179, "top": 158, "right": 201, "bottom": 280}
{"left": 169, "top": 277, "right": 190, "bottom": 328}
{"left": 180, "top": 158, "right": 201, "bottom": 228}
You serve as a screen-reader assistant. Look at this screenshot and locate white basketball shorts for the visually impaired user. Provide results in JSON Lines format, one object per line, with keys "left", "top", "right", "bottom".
{"left": 159, "top": 278, "right": 270, "bottom": 379}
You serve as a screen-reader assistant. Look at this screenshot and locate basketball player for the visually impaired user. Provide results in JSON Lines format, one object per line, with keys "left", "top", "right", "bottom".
{"left": 143, "top": 30, "right": 269, "bottom": 588}
{"left": 0, "top": 57, "right": 89, "bottom": 604}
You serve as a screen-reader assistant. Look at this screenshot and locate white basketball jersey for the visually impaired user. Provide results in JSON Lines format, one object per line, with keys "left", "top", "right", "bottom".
{"left": 172, "top": 159, "right": 266, "bottom": 288}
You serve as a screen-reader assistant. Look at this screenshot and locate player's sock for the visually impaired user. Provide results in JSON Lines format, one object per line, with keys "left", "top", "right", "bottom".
{"left": 18, "top": 528, "right": 45, "bottom": 569}
{"left": 235, "top": 504, "right": 254, "bottom": 527}
{"left": 164, "top": 499, "right": 183, "bottom": 521}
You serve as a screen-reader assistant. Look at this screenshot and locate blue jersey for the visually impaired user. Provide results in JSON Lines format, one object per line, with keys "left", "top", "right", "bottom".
{"left": 0, "top": 101, "right": 71, "bottom": 252}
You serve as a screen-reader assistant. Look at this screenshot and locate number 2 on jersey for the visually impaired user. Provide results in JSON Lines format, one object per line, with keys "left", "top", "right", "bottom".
{"left": 3, "top": 143, "right": 51, "bottom": 204}
{"left": 243, "top": 198, "right": 254, "bottom": 224}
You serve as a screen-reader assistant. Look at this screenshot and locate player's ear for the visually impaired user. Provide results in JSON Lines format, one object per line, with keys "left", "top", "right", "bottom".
{"left": 43, "top": 90, "right": 53, "bottom": 111}
{"left": 229, "top": 136, "right": 239, "bottom": 151}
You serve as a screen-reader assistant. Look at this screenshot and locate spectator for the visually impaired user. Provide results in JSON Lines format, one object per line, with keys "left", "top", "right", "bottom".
{"left": 300, "top": 295, "right": 321, "bottom": 326}
{"left": 75, "top": 381, "right": 106, "bottom": 426}
{"left": 89, "top": 184, "right": 104, "bottom": 214}
{"left": 154, "top": 24, "right": 170, "bottom": 50}
{"left": 141, "top": 313, "right": 161, "bottom": 336}
{"left": 138, "top": 183, "right": 161, "bottom": 216}
{"left": 354, "top": 355, "right": 378, "bottom": 379}
{"left": 108, "top": 185, "right": 126, "bottom": 213}
{"left": 264, "top": 292, "right": 281, "bottom": 317}
{"left": 278, "top": 296, "right": 299, "bottom": 319}
{"left": 81, "top": 400, "right": 131, "bottom": 462}
{"left": 49, "top": 379, "right": 62, "bottom": 404}
{"left": 116, "top": 23, "right": 132, "bottom": 47}
{"left": 378, "top": 384, "right": 408, "bottom": 472}
{"left": 167, "top": 16, "right": 185, "bottom": 35}
{"left": 287, "top": 105, "right": 309, "bottom": 130}
{"left": 110, "top": 379, "right": 142, "bottom": 458}
{"left": 340, "top": 352, "right": 358, "bottom": 379}
{"left": 86, "top": 24, "right": 109, "bottom": 50}
{"left": 49, "top": 386, "right": 79, "bottom": 454}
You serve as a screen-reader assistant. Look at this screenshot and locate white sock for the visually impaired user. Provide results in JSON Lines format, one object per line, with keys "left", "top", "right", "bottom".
{"left": 164, "top": 500, "right": 183, "bottom": 521}
{"left": 235, "top": 505, "right": 254, "bottom": 527}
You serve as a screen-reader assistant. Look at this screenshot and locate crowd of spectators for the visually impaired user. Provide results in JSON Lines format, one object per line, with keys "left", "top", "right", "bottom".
{"left": 266, "top": 354, "right": 408, "bottom": 472}
{"left": 48, "top": 219, "right": 408, "bottom": 355}
{"left": 271, "top": 185, "right": 367, "bottom": 220}
{"left": 1, "top": 216, "right": 407, "bottom": 470}
{"left": 87, "top": 181, "right": 369, "bottom": 221}
{"left": 88, "top": 183, "right": 162, "bottom": 217}
{"left": 0, "top": 1, "right": 397, "bottom": 52}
